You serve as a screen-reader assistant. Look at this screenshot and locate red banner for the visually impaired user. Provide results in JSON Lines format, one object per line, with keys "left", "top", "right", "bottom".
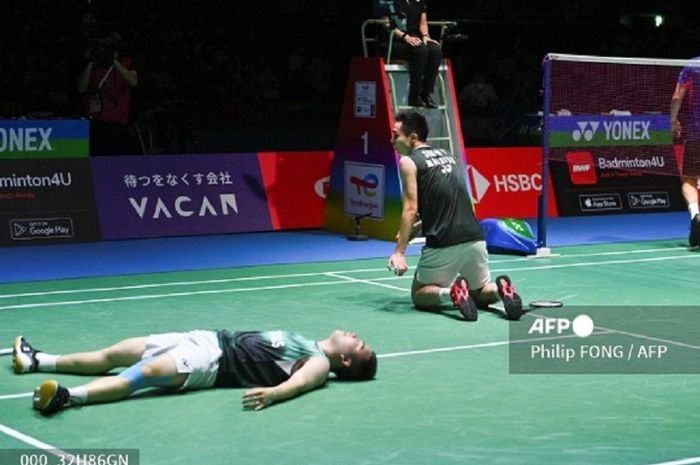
{"left": 258, "top": 151, "right": 333, "bottom": 230}
{"left": 465, "top": 147, "right": 559, "bottom": 219}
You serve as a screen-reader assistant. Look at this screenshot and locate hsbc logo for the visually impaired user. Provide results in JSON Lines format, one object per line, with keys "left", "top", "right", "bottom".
{"left": 467, "top": 165, "right": 490, "bottom": 202}
{"left": 566, "top": 152, "right": 598, "bottom": 185}
{"left": 572, "top": 122, "right": 600, "bottom": 142}
{"left": 467, "top": 165, "right": 541, "bottom": 203}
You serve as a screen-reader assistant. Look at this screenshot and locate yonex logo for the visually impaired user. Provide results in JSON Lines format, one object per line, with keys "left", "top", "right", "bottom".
{"left": 349, "top": 174, "right": 379, "bottom": 197}
{"left": 572, "top": 122, "right": 600, "bottom": 142}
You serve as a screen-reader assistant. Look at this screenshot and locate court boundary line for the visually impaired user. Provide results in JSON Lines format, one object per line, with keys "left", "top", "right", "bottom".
{"left": 377, "top": 330, "right": 610, "bottom": 358}
{"left": 0, "top": 331, "right": 609, "bottom": 403}
{"left": 644, "top": 457, "right": 700, "bottom": 465}
{"left": 324, "top": 272, "right": 409, "bottom": 292}
{"left": 1, "top": 245, "right": 697, "bottom": 461}
{"left": 1, "top": 253, "right": 698, "bottom": 311}
{"left": 0, "top": 392, "right": 32, "bottom": 401}
{"left": 0, "top": 423, "right": 74, "bottom": 461}
{"left": 0, "top": 246, "right": 692, "bottom": 300}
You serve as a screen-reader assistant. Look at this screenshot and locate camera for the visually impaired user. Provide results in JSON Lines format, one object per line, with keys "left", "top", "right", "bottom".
{"left": 88, "top": 32, "right": 121, "bottom": 67}
{"left": 81, "top": 3, "right": 121, "bottom": 67}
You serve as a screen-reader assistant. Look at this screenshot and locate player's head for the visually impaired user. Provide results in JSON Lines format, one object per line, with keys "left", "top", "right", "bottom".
{"left": 328, "top": 330, "right": 377, "bottom": 381}
{"left": 392, "top": 111, "right": 429, "bottom": 155}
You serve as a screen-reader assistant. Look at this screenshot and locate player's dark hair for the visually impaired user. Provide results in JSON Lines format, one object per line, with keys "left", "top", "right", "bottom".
{"left": 395, "top": 111, "right": 429, "bottom": 142}
{"left": 333, "top": 351, "right": 378, "bottom": 381}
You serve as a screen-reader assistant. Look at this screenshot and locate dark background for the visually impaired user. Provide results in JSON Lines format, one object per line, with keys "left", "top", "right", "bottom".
{"left": 1, "top": 0, "right": 697, "bottom": 152}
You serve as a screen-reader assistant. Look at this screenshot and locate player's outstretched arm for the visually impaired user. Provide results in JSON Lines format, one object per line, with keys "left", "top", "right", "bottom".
{"left": 241, "top": 356, "right": 330, "bottom": 410}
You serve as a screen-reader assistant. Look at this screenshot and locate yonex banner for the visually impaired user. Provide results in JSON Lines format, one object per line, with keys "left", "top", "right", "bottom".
{"left": 0, "top": 120, "right": 89, "bottom": 159}
{"left": 548, "top": 116, "right": 683, "bottom": 215}
{"left": 0, "top": 159, "right": 100, "bottom": 245}
{"left": 91, "top": 154, "right": 272, "bottom": 239}
{"left": 549, "top": 115, "right": 672, "bottom": 148}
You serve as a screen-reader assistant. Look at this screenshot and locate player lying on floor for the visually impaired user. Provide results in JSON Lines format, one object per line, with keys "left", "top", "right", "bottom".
{"left": 12, "top": 328, "right": 377, "bottom": 416}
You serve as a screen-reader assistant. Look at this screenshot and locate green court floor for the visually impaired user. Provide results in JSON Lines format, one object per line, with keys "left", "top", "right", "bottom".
{"left": 1, "top": 240, "right": 699, "bottom": 465}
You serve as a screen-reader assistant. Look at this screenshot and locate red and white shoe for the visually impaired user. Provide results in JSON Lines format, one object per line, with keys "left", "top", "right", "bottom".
{"left": 496, "top": 275, "right": 524, "bottom": 321}
{"left": 450, "top": 276, "right": 478, "bottom": 321}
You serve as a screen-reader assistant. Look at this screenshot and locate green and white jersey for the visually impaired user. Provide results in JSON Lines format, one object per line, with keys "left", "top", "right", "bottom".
{"left": 214, "top": 330, "right": 327, "bottom": 387}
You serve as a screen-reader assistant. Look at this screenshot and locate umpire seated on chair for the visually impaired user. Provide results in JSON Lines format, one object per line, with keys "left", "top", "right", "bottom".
{"left": 377, "top": 0, "right": 442, "bottom": 108}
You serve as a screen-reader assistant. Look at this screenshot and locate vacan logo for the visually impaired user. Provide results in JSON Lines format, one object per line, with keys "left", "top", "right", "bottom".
{"left": 349, "top": 173, "right": 379, "bottom": 197}
{"left": 572, "top": 121, "right": 600, "bottom": 142}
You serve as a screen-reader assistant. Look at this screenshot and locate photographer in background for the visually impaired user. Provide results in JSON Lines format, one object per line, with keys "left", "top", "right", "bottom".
{"left": 77, "top": 30, "right": 139, "bottom": 155}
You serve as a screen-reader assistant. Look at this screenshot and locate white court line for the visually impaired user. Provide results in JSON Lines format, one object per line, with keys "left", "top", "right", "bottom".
{"left": 644, "top": 457, "right": 700, "bottom": 465}
{"left": 0, "top": 246, "right": 689, "bottom": 300}
{"left": 324, "top": 272, "right": 409, "bottom": 293}
{"left": 377, "top": 330, "right": 610, "bottom": 359}
{"left": 1, "top": 253, "right": 699, "bottom": 311}
{"left": 597, "top": 326, "right": 700, "bottom": 351}
{"left": 0, "top": 279, "right": 361, "bottom": 311}
{"left": 0, "top": 392, "right": 32, "bottom": 400}
{"left": 0, "top": 332, "right": 608, "bottom": 403}
{"left": 0, "top": 348, "right": 12, "bottom": 356}
{"left": 0, "top": 267, "right": 392, "bottom": 300}
{"left": 492, "top": 254, "right": 700, "bottom": 273}
{"left": 0, "top": 423, "right": 74, "bottom": 461}
{"left": 525, "top": 312, "right": 700, "bottom": 352}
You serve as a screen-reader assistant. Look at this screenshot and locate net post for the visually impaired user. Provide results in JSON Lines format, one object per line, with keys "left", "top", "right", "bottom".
{"left": 530, "top": 54, "right": 560, "bottom": 259}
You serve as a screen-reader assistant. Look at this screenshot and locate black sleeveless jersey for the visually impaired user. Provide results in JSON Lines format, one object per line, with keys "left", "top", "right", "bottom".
{"left": 407, "top": 146, "right": 483, "bottom": 247}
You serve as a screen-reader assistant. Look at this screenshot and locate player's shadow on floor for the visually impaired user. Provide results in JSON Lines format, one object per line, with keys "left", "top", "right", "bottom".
{"left": 374, "top": 297, "right": 512, "bottom": 321}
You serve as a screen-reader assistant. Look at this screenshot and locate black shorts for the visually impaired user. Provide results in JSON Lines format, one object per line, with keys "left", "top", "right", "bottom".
{"left": 682, "top": 140, "right": 700, "bottom": 177}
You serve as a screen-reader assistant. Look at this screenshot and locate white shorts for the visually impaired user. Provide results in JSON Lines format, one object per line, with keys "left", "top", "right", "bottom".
{"left": 143, "top": 330, "right": 222, "bottom": 390}
{"left": 414, "top": 240, "right": 491, "bottom": 289}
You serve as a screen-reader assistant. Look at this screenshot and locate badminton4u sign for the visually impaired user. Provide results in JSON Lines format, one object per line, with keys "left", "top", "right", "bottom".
{"left": 547, "top": 114, "right": 685, "bottom": 215}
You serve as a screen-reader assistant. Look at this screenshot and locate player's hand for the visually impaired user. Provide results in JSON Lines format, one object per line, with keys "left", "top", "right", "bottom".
{"left": 672, "top": 119, "right": 682, "bottom": 138}
{"left": 388, "top": 253, "right": 408, "bottom": 276}
{"left": 423, "top": 37, "right": 439, "bottom": 45}
{"left": 242, "top": 387, "right": 276, "bottom": 411}
{"left": 406, "top": 36, "right": 422, "bottom": 47}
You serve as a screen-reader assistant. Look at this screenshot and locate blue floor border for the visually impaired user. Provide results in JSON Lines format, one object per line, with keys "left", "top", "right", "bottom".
{"left": 0, "top": 212, "right": 691, "bottom": 284}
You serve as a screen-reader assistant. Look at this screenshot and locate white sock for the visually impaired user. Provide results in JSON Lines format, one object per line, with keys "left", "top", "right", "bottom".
{"left": 68, "top": 386, "right": 88, "bottom": 405}
{"left": 689, "top": 202, "right": 699, "bottom": 219}
{"left": 35, "top": 353, "right": 58, "bottom": 372}
{"left": 438, "top": 288, "right": 451, "bottom": 304}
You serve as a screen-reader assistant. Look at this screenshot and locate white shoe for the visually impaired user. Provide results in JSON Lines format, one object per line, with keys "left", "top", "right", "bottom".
{"left": 13, "top": 336, "right": 39, "bottom": 374}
